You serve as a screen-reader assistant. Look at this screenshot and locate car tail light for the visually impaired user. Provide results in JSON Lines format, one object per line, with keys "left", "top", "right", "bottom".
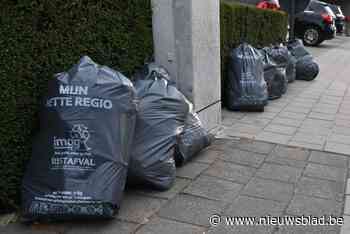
{"left": 322, "top": 14, "right": 333, "bottom": 24}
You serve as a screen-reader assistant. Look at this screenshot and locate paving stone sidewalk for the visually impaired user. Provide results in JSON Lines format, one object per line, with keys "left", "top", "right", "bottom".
{"left": 220, "top": 36, "right": 350, "bottom": 155}
{"left": 2, "top": 138, "right": 349, "bottom": 234}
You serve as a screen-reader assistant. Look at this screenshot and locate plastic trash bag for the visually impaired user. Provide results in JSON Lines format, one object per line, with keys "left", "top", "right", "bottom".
{"left": 174, "top": 104, "right": 211, "bottom": 167}
{"left": 296, "top": 56, "right": 320, "bottom": 81}
{"left": 265, "top": 45, "right": 296, "bottom": 83}
{"left": 260, "top": 49, "right": 288, "bottom": 100}
{"left": 287, "top": 39, "right": 310, "bottom": 59}
{"left": 225, "top": 43, "right": 268, "bottom": 111}
{"left": 129, "top": 63, "right": 189, "bottom": 190}
{"left": 22, "top": 56, "right": 137, "bottom": 221}
{"left": 286, "top": 55, "right": 297, "bottom": 83}
{"left": 265, "top": 45, "right": 290, "bottom": 66}
{"left": 287, "top": 40, "right": 319, "bottom": 81}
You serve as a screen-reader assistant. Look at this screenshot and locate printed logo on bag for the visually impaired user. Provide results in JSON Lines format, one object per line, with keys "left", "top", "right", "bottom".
{"left": 54, "top": 124, "right": 91, "bottom": 152}
{"left": 46, "top": 85, "right": 113, "bottom": 110}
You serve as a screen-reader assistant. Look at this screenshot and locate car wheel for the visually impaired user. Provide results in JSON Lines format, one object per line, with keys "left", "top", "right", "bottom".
{"left": 303, "top": 26, "right": 322, "bottom": 46}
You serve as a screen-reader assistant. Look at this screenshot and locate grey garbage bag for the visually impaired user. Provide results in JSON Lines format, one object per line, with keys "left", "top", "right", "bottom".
{"left": 174, "top": 105, "right": 211, "bottom": 167}
{"left": 225, "top": 43, "right": 268, "bottom": 111}
{"left": 286, "top": 55, "right": 297, "bottom": 83}
{"left": 287, "top": 40, "right": 319, "bottom": 81}
{"left": 261, "top": 49, "right": 288, "bottom": 100}
{"left": 265, "top": 45, "right": 290, "bottom": 66}
{"left": 296, "top": 56, "right": 320, "bottom": 81}
{"left": 265, "top": 45, "right": 296, "bottom": 84}
{"left": 287, "top": 39, "right": 311, "bottom": 59}
{"left": 22, "top": 56, "right": 137, "bottom": 221}
{"left": 129, "top": 63, "right": 189, "bottom": 190}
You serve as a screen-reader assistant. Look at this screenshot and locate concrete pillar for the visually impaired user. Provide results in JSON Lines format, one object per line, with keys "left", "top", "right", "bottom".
{"left": 151, "top": 0, "right": 221, "bottom": 131}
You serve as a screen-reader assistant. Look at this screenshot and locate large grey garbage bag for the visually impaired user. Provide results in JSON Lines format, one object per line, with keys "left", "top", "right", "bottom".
{"left": 265, "top": 45, "right": 290, "bottom": 66}
{"left": 174, "top": 105, "right": 211, "bottom": 167}
{"left": 263, "top": 47, "right": 288, "bottom": 94}
{"left": 22, "top": 56, "right": 137, "bottom": 221}
{"left": 287, "top": 39, "right": 311, "bottom": 59}
{"left": 295, "top": 56, "right": 320, "bottom": 81}
{"left": 260, "top": 49, "right": 287, "bottom": 100}
{"left": 225, "top": 43, "right": 268, "bottom": 111}
{"left": 266, "top": 45, "right": 296, "bottom": 83}
{"left": 129, "top": 63, "right": 189, "bottom": 190}
{"left": 287, "top": 39, "right": 319, "bottom": 81}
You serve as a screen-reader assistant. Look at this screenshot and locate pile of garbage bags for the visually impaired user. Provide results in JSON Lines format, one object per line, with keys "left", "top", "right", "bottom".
{"left": 22, "top": 58, "right": 211, "bottom": 221}
{"left": 224, "top": 40, "right": 319, "bottom": 110}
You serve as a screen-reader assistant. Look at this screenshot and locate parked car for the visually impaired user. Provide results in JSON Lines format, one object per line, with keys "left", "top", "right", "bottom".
{"left": 294, "top": 0, "right": 336, "bottom": 46}
{"left": 328, "top": 4, "right": 345, "bottom": 33}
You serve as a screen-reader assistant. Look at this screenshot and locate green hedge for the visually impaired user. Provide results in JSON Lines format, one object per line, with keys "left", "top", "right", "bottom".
{"left": 220, "top": 1, "right": 288, "bottom": 88}
{"left": 0, "top": 0, "right": 153, "bottom": 212}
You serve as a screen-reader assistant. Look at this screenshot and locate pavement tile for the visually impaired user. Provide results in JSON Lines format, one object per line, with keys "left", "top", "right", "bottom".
{"left": 295, "top": 176, "right": 345, "bottom": 202}
{"left": 308, "top": 112, "right": 336, "bottom": 121}
{"left": 335, "top": 119, "right": 350, "bottom": 128}
{"left": 158, "top": 194, "right": 227, "bottom": 227}
{"left": 286, "top": 195, "right": 343, "bottom": 216}
{"left": 184, "top": 175, "right": 243, "bottom": 202}
{"left": 256, "top": 131, "right": 292, "bottom": 145}
{"left": 66, "top": 220, "right": 138, "bottom": 234}
{"left": 328, "top": 133, "right": 350, "bottom": 145}
{"left": 288, "top": 141, "right": 323, "bottom": 151}
{"left": 289, "top": 101, "right": 315, "bottom": 108}
{"left": 117, "top": 193, "right": 166, "bottom": 223}
{"left": 278, "top": 111, "right": 307, "bottom": 120}
{"left": 224, "top": 196, "right": 286, "bottom": 217}
{"left": 271, "top": 117, "right": 303, "bottom": 127}
{"left": 292, "top": 132, "right": 326, "bottom": 145}
{"left": 297, "top": 126, "right": 331, "bottom": 136}
{"left": 264, "top": 124, "right": 297, "bottom": 136}
{"left": 204, "top": 160, "right": 256, "bottom": 184}
{"left": 135, "top": 217, "right": 205, "bottom": 234}
{"left": 220, "top": 148, "right": 266, "bottom": 168}
{"left": 270, "top": 145, "right": 310, "bottom": 161}
{"left": 301, "top": 118, "right": 334, "bottom": 129}
{"left": 241, "top": 178, "right": 294, "bottom": 203}
{"left": 255, "top": 163, "right": 303, "bottom": 183}
{"left": 284, "top": 106, "right": 311, "bottom": 114}
{"left": 229, "top": 123, "right": 263, "bottom": 135}
{"left": 135, "top": 178, "right": 191, "bottom": 199}
{"left": 176, "top": 161, "right": 210, "bottom": 179}
{"left": 325, "top": 142, "right": 350, "bottom": 156}
{"left": 234, "top": 139, "right": 276, "bottom": 154}
{"left": 309, "top": 151, "right": 348, "bottom": 168}
{"left": 264, "top": 106, "right": 283, "bottom": 113}
{"left": 192, "top": 149, "right": 222, "bottom": 164}
{"left": 304, "top": 163, "right": 347, "bottom": 182}
{"left": 332, "top": 126, "right": 350, "bottom": 136}
{"left": 275, "top": 225, "right": 340, "bottom": 234}
{"left": 238, "top": 116, "right": 271, "bottom": 127}
{"left": 335, "top": 113, "right": 350, "bottom": 121}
